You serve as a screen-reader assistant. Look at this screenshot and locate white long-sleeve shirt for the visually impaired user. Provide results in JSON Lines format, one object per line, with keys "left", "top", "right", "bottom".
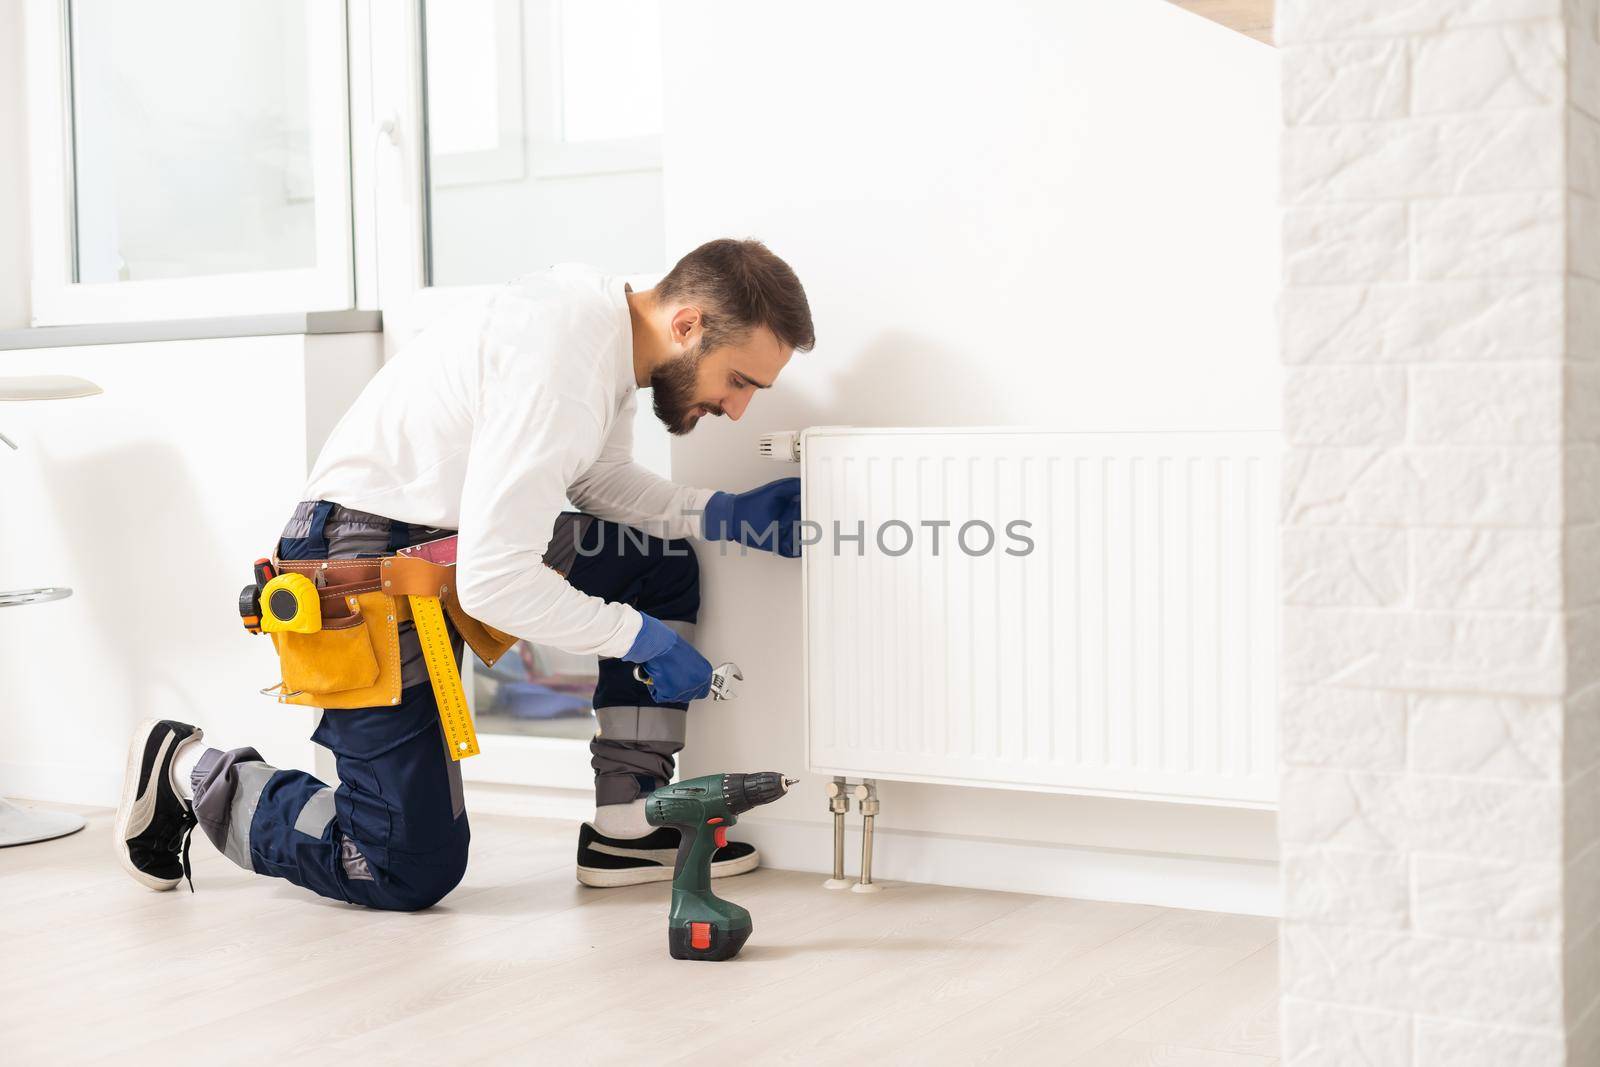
{"left": 303, "top": 265, "right": 713, "bottom": 659}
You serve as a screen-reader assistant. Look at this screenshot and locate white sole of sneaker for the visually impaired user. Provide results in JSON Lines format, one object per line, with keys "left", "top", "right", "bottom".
{"left": 576, "top": 848, "right": 761, "bottom": 888}
{"left": 113, "top": 718, "right": 182, "bottom": 892}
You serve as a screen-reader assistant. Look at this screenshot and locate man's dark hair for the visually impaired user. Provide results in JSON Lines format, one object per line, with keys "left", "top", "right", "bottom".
{"left": 656, "top": 238, "right": 815, "bottom": 355}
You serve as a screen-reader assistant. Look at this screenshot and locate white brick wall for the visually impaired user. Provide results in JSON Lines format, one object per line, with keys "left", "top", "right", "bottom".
{"left": 1567, "top": 2, "right": 1600, "bottom": 1056}
{"left": 1279, "top": 1, "right": 1600, "bottom": 1062}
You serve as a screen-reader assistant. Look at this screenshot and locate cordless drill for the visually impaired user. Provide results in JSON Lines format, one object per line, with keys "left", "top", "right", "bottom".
{"left": 645, "top": 771, "right": 795, "bottom": 961}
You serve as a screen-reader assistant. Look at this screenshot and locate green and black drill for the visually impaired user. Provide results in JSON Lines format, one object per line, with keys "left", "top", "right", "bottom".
{"left": 645, "top": 771, "right": 796, "bottom": 961}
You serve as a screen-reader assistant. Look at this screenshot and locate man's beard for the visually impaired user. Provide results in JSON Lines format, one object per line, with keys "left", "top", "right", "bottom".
{"left": 650, "top": 345, "right": 720, "bottom": 435}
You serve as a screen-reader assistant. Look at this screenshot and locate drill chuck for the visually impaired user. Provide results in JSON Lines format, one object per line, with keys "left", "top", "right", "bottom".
{"left": 722, "top": 771, "right": 796, "bottom": 815}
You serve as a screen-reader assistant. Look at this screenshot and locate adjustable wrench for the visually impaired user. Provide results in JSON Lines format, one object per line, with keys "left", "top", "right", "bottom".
{"left": 633, "top": 661, "right": 743, "bottom": 701}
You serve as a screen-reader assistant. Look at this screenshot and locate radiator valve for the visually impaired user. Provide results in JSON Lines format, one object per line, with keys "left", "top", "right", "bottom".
{"left": 756, "top": 430, "right": 802, "bottom": 463}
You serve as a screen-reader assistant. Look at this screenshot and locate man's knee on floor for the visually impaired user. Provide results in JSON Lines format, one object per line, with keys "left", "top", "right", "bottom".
{"left": 377, "top": 847, "right": 469, "bottom": 912}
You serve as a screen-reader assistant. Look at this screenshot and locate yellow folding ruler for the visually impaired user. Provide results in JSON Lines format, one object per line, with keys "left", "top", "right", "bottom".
{"left": 409, "top": 593, "right": 480, "bottom": 760}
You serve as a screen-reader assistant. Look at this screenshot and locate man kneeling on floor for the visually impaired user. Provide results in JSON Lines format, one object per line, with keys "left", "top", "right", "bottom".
{"left": 114, "top": 239, "right": 814, "bottom": 909}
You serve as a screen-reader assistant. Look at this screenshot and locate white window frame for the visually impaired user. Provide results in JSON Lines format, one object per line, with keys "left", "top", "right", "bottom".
{"left": 23, "top": 0, "right": 355, "bottom": 325}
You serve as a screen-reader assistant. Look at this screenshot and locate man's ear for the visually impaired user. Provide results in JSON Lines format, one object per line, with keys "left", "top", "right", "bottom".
{"left": 669, "top": 305, "right": 701, "bottom": 347}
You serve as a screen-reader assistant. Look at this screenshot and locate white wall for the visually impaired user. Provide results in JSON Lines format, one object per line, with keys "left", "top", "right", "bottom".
{"left": 0, "top": 334, "right": 381, "bottom": 806}
{"left": 0, "top": 0, "right": 30, "bottom": 329}
{"left": 663, "top": 0, "right": 1281, "bottom": 909}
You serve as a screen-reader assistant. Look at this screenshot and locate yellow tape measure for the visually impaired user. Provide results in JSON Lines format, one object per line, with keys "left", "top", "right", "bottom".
{"left": 409, "top": 592, "right": 479, "bottom": 761}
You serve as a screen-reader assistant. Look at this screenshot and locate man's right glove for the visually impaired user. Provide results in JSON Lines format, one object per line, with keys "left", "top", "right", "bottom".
{"left": 622, "top": 613, "right": 713, "bottom": 703}
{"left": 703, "top": 477, "right": 803, "bottom": 557}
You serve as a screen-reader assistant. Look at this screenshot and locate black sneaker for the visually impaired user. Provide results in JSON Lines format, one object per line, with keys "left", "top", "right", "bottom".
{"left": 114, "top": 719, "right": 203, "bottom": 892}
{"left": 576, "top": 822, "right": 759, "bottom": 887}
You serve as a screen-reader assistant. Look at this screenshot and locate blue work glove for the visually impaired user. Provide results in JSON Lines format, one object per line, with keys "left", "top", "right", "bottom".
{"left": 622, "top": 613, "right": 712, "bottom": 703}
{"left": 703, "top": 477, "right": 803, "bottom": 557}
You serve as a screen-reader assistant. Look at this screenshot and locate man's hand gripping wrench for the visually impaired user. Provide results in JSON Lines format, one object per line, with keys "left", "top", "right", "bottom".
{"left": 633, "top": 662, "right": 743, "bottom": 701}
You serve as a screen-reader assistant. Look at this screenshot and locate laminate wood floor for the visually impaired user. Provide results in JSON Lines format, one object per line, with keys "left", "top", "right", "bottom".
{"left": 1, "top": 802, "right": 1280, "bottom": 1066}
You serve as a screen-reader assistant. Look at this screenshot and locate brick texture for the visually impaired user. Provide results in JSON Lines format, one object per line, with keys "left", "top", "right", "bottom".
{"left": 1279, "top": 2, "right": 1600, "bottom": 1061}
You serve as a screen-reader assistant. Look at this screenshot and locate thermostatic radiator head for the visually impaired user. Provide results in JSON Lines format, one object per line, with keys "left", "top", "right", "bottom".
{"left": 756, "top": 430, "right": 802, "bottom": 463}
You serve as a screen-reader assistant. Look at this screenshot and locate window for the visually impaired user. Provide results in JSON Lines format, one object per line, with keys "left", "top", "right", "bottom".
{"left": 473, "top": 643, "right": 599, "bottom": 741}
{"left": 25, "top": 0, "right": 353, "bottom": 324}
{"left": 20, "top": 0, "right": 679, "bottom": 793}
{"left": 421, "top": 0, "right": 525, "bottom": 187}
{"left": 420, "top": 0, "right": 665, "bottom": 286}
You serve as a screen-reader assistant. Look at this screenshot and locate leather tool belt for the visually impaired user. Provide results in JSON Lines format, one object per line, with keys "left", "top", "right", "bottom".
{"left": 255, "top": 541, "right": 517, "bottom": 711}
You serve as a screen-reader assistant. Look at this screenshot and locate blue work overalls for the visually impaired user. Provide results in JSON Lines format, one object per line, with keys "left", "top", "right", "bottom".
{"left": 189, "top": 501, "right": 700, "bottom": 910}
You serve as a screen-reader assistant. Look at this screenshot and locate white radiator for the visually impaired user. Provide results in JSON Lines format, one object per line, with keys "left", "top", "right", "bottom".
{"left": 801, "top": 427, "right": 1279, "bottom": 808}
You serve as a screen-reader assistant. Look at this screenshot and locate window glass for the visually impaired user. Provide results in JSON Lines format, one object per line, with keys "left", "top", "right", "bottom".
{"left": 422, "top": 0, "right": 665, "bottom": 286}
{"left": 70, "top": 0, "right": 319, "bottom": 283}
{"left": 474, "top": 643, "right": 600, "bottom": 740}
{"left": 424, "top": 2, "right": 506, "bottom": 156}
{"left": 558, "top": 0, "right": 662, "bottom": 142}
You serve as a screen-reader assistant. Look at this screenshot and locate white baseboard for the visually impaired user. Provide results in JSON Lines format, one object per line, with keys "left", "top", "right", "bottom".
{"left": 0, "top": 760, "right": 122, "bottom": 809}
{"left": 733, "top": 816, "right": 1280, "bottom": 917}
{"left": 460, "top": 782, "right": 1278, "bottom": 917}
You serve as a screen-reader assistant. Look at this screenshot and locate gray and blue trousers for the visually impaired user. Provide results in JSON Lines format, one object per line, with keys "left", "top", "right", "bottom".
{"left": 189, "top": 501, "right": 700, "bottom": 911}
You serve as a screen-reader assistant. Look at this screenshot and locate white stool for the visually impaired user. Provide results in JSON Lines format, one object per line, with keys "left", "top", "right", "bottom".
{"left": 0, "top": 374, "right": 102, "bottom": 846}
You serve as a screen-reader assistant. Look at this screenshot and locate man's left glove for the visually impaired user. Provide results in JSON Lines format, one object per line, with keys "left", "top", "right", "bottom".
{"left": 703, "top": 477, "right": 803, "bottom": 557}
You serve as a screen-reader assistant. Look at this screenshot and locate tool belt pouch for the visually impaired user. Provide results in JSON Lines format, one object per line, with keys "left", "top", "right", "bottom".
{"left": 264, "top": 561, "right": 404, "bottom": 709}
{"left": 260, "top": 555, "right": 515, "bottom": 710}
{"left": 272, "top": 613, "right": 381, "bottom": 697}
